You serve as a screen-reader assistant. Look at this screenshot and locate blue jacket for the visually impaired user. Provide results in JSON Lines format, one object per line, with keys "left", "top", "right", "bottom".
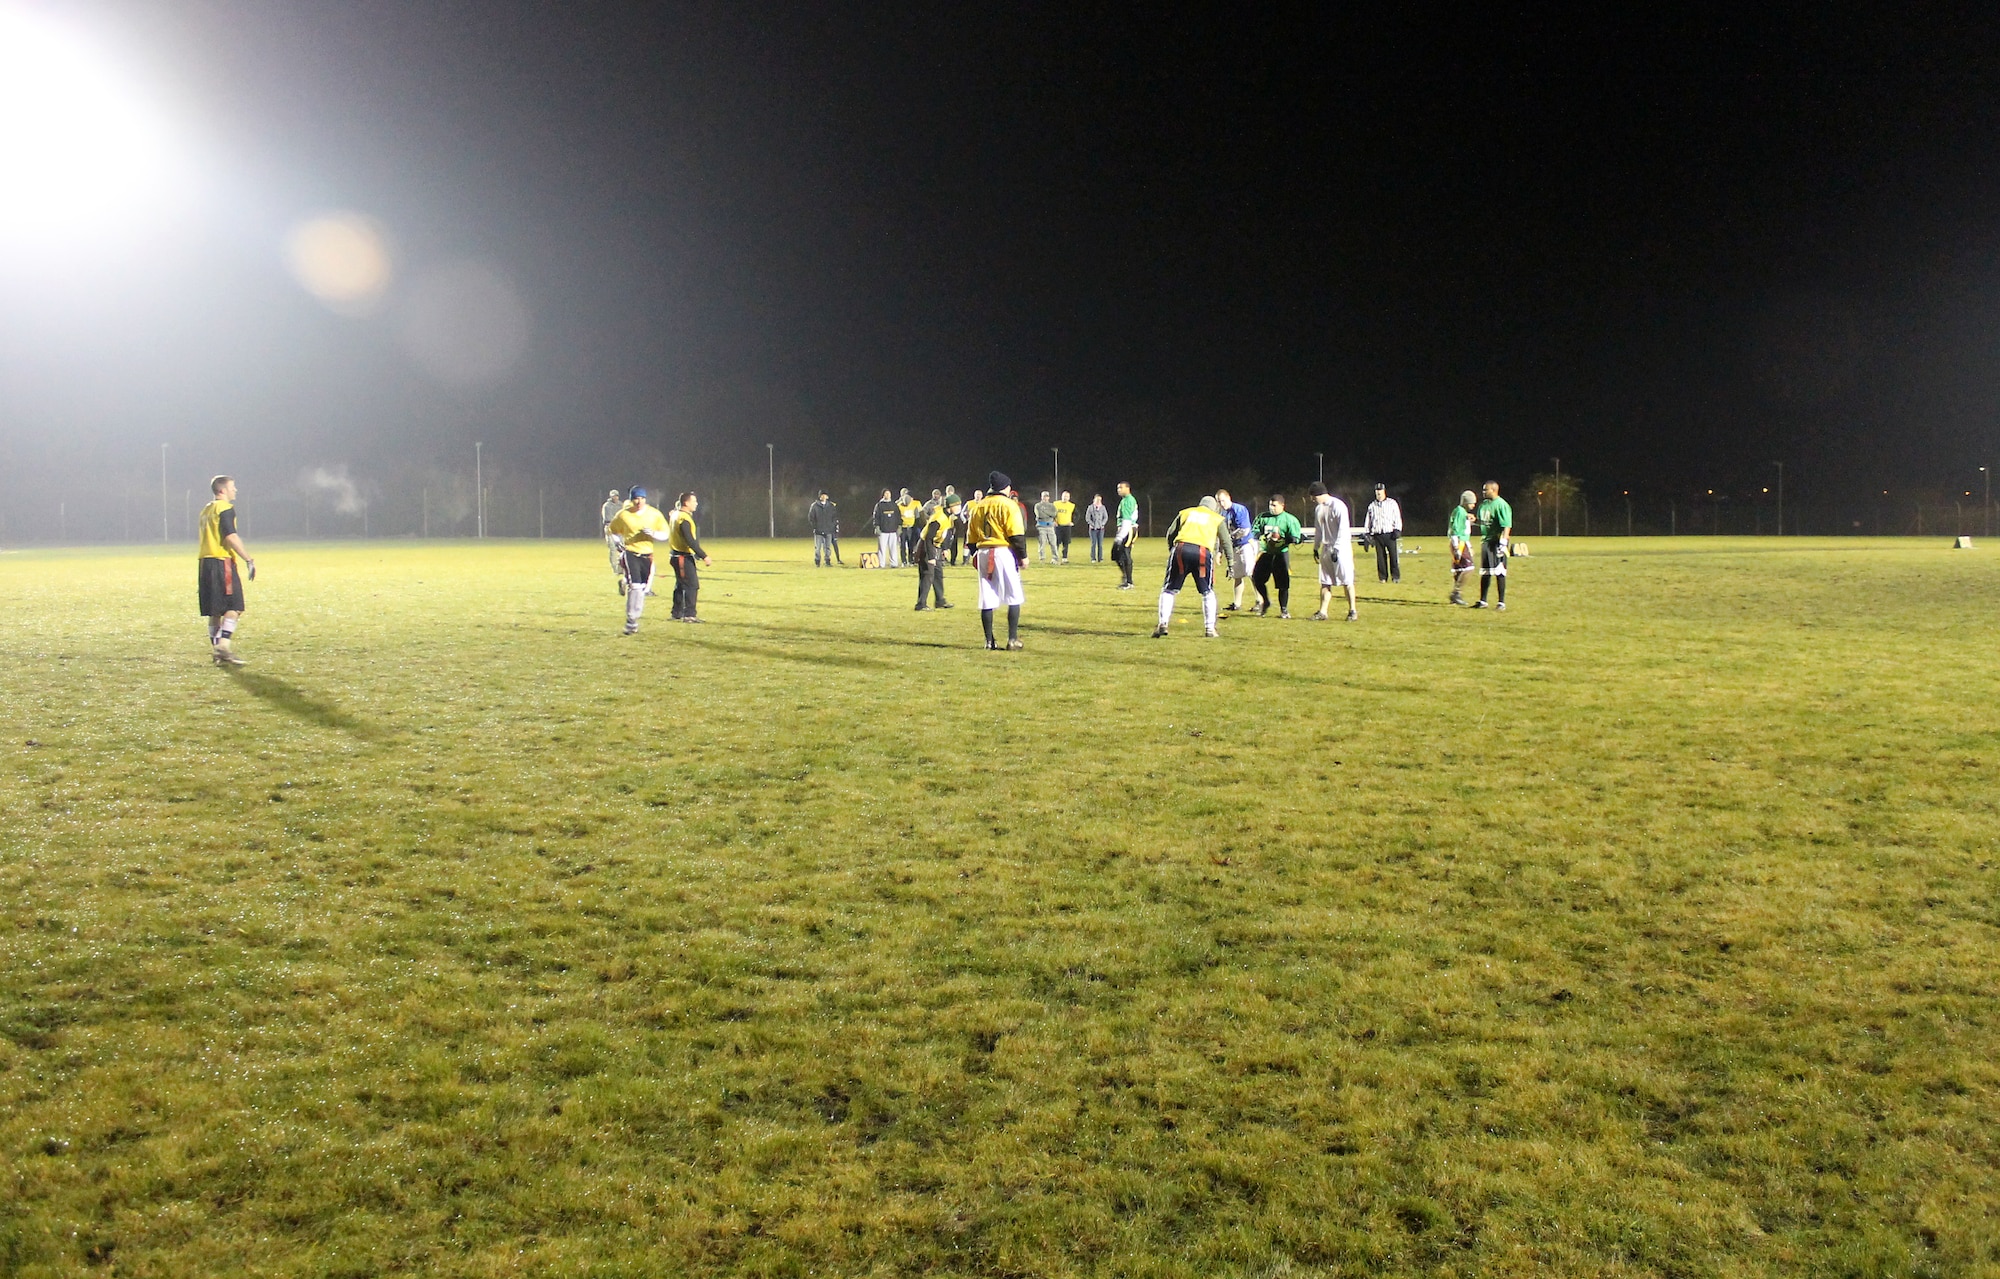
{"left": 1224, "top": 501, "right": 1254, "bottom": 547}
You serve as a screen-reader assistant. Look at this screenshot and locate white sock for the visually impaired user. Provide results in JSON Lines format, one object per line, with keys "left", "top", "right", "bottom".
{"left": 1158, "top": 591, "right": 1177, "bottom": 628}
{"left": 627, "top": 583, "right": 645, "bottom": 623}
{"left": 1202, "top": 591, "right": 1218, "bottom": 630}
{"left": 218, "top": 619, "right": 237, "bottom": 646}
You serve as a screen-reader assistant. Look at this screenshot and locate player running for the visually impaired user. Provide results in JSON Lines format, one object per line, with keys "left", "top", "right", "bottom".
{"left": 666, "top": 491, "right": 713, "bottom": 623}
{"left": 606, "top": 487, "right": 672, "bottom": 634}
{"left": 196, "top": 475, "right": 256, "bottom": 665}
{"left": 1216, "top": 488, "right": 1256, "bottom": 611}
{"left": 1474, "top": 480, "right": 1513, "bottom": 610}
{"left": 1249, "top": 493, "right": 1304, "bottom": 617}
{"left": 1152, "top": 496, "right": 1230, "bottom": 638}
{"left": 1448, "top": 489, "right": 1477, "bottom": 604}
{"left": 1111, "top": 481, "right": 1139, "bottom": 589}
{"left": 966, "top": 472, "right": 1027, "bottom": 650}
{"left": 1309, "top": 481, "right": 1358, "bottom": 621}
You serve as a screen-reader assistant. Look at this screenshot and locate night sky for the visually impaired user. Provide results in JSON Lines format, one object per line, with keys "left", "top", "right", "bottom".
{"left": 5, "top": 2, "right": 2000, "bottom": 518}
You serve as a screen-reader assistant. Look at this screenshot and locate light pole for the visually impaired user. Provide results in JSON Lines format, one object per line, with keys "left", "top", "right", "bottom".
{"left": 475, "top": 442, "right": 484, "bottom": 538}
{"left": 1623, "top": 490, "right": 1631, "bottom": 536}
{"left": 1315, "top": 452, "right": 1323, "bottom": 485}
{"left": 160, "top": 444, "right": 169, "bottom": 542}
{"left": 1551, "top": 457, "right": 1561, "bottom": 538}
{"left": 1982, "top": 466, "right": 1990, "bottom": 539}
{"left": 1052, "top": 447, "right": 1059, "bottom": 498}
{"left": 767, "top": 443, "right": 775, "bottom": 538}
{"left": 1772, "top": 461, "right": 1784, "bottom": 536}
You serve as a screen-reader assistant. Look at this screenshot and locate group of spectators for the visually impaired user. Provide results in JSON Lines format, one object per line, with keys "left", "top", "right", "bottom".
{"left": 802, "top": 485, "right": 1127, "bottom": 571}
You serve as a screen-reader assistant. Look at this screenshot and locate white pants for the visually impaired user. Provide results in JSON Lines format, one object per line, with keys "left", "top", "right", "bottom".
{"left": 877, "top": 532, "right": 899, "bottom": 567}
{"left": 974, "top": 547, "right": 1024, "bottom": 609}
{"left": 1230, "top": 541, "right": 1257, "bottom": 581}
{"left": 1319, "top": 546, "right": 1354, "bottom": 589}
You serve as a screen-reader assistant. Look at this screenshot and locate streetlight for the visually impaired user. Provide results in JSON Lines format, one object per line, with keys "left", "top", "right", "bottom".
{"left": 1314, "top": 452, "right": 1323, "bottom": 485}
{"left": 475, "top": 441, "right": 484, "bottom": 538}
{"left": 767, "top": 443, "right": 775, "bottom": 538}
{"left": 1052, "top": 447, "right": 1060, "bottom": 498}
{"left": 1551, "top": 457, "right": 1561, "bottom": 538}
{"left": 1982, "top": 466, "right": 1990, "bottom": 539}
{"left": 159, "top": 443, "right": 169, "bottom": 542}
{"left": 1771, "top": 461, "right": 1784, "bottom": 536}
{"left": 1623, "top": 490, "right": 1631, "bottom": 537}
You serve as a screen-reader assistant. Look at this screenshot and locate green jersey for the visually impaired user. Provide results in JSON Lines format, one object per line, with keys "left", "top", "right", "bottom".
{"left": 1251, "top": 511, "right": 1302, "bottom": 551}
{"left": 1448, "top": 506, "right": 1471, "bottom": 540}
{"left": 1476, "top": 496, "right": 1513, "bottom": 543}
{"left": 1116, "top": 494, "right": 1138, "bottom": 524}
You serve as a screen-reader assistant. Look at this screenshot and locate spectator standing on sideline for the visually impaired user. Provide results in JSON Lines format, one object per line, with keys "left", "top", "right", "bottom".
{"left": 954, "top": 490, "right": 982, "bottom": 566}
{"left": 1034, "top": 491, "right": 1059, "bottom": 563}
{"left": 1216, "top": 488, "right": 1257, "bottom": 611}
{"left": 1448, "top": 489, "right": 1477, "bottom": 604}
{"left": 872, "top": 490, "right": 901, "bottom": 567}
{"left": 666, "top": 491, "right": 713, "bottom": 623}
{"left": 1249, "top": 493, "right": 1304, "bottom": 617}
{"left": 600, "top": 489, "right": 624, "bottom": 588}
{"left": 896, "top": 489, "right": 923, "bottom": 563}
{"left": 1053, "top": 491, "right": 1077, "bottom": 563}
{"left": 1474, "top": 480, "right": 1513, "bottom": 610}
{"left": 808, "top": 490, "right": 839, "bottom": 566}
{"left": 1112, "top": 481, "right": 1139, "bottom": 588}
{"left": 1310, "top": 481, "right": 1358, "bottom": 622}
{"left": 1085, "top": 493, "right": 1109, "bottom": 562}
{"left": 1366, "top": 483, "right": 1403, "bottom": 583}
{"left": 600, "top": 489, "right": 623, "bottom": 530}
{"left": 914, "top": 496, "right": 958, "bottom": 611}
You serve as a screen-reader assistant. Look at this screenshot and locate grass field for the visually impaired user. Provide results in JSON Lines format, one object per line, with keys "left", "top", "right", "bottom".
{"left": 1, "top": 534, "right": 1996, "bottom": 1278}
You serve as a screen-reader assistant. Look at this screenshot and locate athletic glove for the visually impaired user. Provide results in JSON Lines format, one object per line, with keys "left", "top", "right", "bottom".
{"left": 245, "top": 559, "right": 257, "bottom": 581}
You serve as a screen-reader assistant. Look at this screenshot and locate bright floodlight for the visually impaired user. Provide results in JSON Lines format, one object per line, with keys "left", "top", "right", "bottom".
{"left": 0, "top": 6, "right": 183, "bottom": 242}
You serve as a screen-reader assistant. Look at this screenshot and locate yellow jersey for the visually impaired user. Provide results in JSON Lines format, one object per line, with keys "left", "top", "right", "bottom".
{"left": 1170, "top": 505, "right": 1225, "bottom": 549}
{"left": 1053, "top": 499, "right": 1076, "bottom": 526}
{"left": 196, "top": 499, "right": 238, "bottom": 561}
{"left": 667, "top": 508, "right": 702, "bottom": 554}
{"left": 897, "top": 498, "right": 921, "bottom": 527}
{"left": 606, "top": 503, "right": 670, "bottom": 556}
{"left": 966, "top": 493, "right": 1025, "bottom": 548}
{"left": 922, "top": 505, "right": 954, "bottom": 546}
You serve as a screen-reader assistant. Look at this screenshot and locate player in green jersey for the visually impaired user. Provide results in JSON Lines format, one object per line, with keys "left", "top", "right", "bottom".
{"left": 1474, "top": 481, "right": 1513, "bottom": 610}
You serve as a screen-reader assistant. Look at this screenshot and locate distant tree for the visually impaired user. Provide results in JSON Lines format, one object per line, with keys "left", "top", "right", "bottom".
{"left": 1526, "top": 471, "right": 1584, "bottom": 537}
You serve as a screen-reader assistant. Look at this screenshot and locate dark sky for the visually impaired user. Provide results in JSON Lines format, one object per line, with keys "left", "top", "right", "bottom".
{"left": 6, "top": 2, "right": 2000, "bottom": 514}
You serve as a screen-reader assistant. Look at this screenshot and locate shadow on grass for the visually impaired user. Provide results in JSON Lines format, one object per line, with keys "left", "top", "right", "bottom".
{"left": 678, "top": 634, "right": 900, "bottom": 672}
{"left": 226, "top": 669, "right": 392, "bottom": 741}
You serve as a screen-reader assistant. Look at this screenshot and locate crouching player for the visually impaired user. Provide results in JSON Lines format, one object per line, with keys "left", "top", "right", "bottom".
{"left": 967, "top": 472, "right": 1026, "bottom": 649}
{"left": 1152, "top": 496, "right": 1229, "bottom": 638}
{"left": 606, "top": 487, "right": 672, "bottom": 634}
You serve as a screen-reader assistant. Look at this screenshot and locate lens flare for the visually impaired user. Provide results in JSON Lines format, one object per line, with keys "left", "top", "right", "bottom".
{"left": 398, "top": 260, "right": 530, "bottom": 386}
{"left": 284, "top": 212, "right": 392, "bottom": 314}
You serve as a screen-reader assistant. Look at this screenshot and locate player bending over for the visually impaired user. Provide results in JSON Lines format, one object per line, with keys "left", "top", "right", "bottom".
{"left": 1153, "top": 496, "right": 1229, "bottom": 638}
{"left": 197, "top": 475, "right": 256, "bottom": 665}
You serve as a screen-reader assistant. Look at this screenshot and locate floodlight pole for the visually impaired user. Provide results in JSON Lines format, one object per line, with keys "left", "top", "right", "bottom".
{"left": 1624, "top": 491, "right": 1631, "bottom": 536}
{"left": 1772, "top": 461, "right": 1784, "bottom": 536}
{"left": 160, "top": 444, "right": 169, "bottom": 542}
{"left": 475, "top": 442, "right": 484, "bottom": 538}
{"left": 1551, "top": 457, "right": 1560, "bottom": 538}
{"left": 1315, "top": 452, "right": 1323, "bottom": 485}
{"left": 1982, "top": 466, "right": 1990, "bottom": 539}
{"left": 1052, "top": 447, "right": 1059, "bottom": 497}
{"left": 767, "top": 444, "right": 775, "bottom": 538}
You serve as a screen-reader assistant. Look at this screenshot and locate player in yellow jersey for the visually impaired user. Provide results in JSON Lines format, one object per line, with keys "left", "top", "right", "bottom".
{"left": 913, "top": 496, "right": 957, "bottom": 611}
{"left": 665, "top": 491, "right": 714, "bottom": 623}
{"left": 196, "top": 475, "right": 256, "bottom": 665}
{"left": 605, "top": 487, "right": 672, "bottom": 634}
{"left": 965, "top": 471, "right": 1027, "bottom": 649}
{"left": 1053, "top": 490, "right": 1076, "bottom": 563}
{"left": 1152, "top": 496, "right": 1230, "bottom": 639}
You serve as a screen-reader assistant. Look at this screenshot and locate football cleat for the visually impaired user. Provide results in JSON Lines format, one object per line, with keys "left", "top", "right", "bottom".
{"left": 1151, "top": 625, "right": 1169, "bottom": 638}
{"left": 1309, "top": 611, "right": 1327, "bottom": 621}
{"left": 1345, "top": 610, "right": 1358, "bottom": 621}
{"left": 1006, "top": 639, "right": 1023, "bottom": 650}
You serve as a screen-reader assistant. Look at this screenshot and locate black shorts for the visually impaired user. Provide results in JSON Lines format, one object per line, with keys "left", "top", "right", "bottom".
{"left": 623, "top": 551, "right": 655, "bottom": 586}
{"left": 1163, "top": 542, "right": 1214, "bottom": 595}
{"left": 198, "top": 557, "right": 245, "bottom": 616}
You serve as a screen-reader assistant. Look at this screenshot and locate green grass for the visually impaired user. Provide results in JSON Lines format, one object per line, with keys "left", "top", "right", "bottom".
{"left": 1, "top": 535, "right": 1996, "bottom": 1277}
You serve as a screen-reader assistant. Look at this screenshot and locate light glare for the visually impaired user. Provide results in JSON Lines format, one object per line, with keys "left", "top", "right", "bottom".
{"left": 285, "top": 213, "right": 393, "bottom": 314}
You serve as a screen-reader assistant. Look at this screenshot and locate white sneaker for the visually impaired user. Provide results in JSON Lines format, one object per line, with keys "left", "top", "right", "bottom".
{"left": 1309, "top": 611, "right": 1327, "bottom": 621}
{"left": 1345, "top": 610, "right": 1357, "bottom": 622}
{"left": 1203, "top": 628, "right": 1218, "bottom": 637}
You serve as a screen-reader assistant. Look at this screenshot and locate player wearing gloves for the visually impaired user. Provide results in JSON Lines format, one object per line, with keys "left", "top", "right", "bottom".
{"left": 1153, "top": 496, "right": 1230, "bottom": 638}
{"left": 1309, "top": 481, "right": 1358, "bottom": 621}
{"left": 197, "top": 475, "right": 256, "bottom": 665}
{"left": 966, "top": 472, "right": 1027, "bottom": 649}
{"left": 606, "top": 487, "right": 672, "bottom": 634}
{"left": 1216, "top": 488, "right": 1256, "bottom": 611}
{"left": 1475, "top": 480, "right": 1513, "bottom": 610}
{"left": 1111, "top": 481, "right": 1139, "bottom": 588}
{"left": 1249, "top": 494, "right": 1304, "bottom": 617}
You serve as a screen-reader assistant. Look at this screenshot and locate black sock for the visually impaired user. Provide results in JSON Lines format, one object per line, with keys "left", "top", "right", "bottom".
{"left": 1496, "top": 577, "right": 1506, "bottom": 603}
{"left": 1480, "top": 579, "right": 1490, "bottom": 601}
{"left": 1278, "top": 587, "right": 1289, "bottom": 610}
{"left": 982, "top": 609, "right": 995, "bottom": 645}
{"left": 1007, "top": 604, "right": 1020, "bottom": 642}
